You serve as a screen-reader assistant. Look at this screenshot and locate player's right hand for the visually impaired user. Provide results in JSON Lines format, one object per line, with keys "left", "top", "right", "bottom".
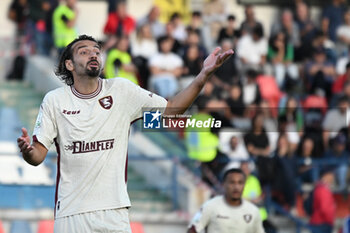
{"left": 17, "top": 127, "right": 33, "bottom": 155}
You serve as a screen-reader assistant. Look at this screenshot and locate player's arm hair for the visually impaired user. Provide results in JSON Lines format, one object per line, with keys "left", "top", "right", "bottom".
{"left": 187, "top": 226, "right": 197, "bottom": 233}
{"left": 22, "top": 141, "right": 48, "bottom": 166}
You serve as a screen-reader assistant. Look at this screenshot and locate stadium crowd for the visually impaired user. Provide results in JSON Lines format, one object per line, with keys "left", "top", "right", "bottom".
{"left": 6, "top": 0, "right": 350, "bottom": 231}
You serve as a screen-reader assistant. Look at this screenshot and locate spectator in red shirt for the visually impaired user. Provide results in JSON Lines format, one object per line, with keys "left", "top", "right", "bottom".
{"left": 333, "top": 62, "right": 350, "bottom": 94}
{"left": 103, "top": 0, "right": 135, "bottom": 37}
{"left": 309, "top": 168, "right": 336, "bottom": 233}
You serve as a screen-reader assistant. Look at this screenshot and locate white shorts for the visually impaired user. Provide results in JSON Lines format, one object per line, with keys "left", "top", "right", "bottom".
{"left": 54, "top": 208, "right": 131, "bottom": 233}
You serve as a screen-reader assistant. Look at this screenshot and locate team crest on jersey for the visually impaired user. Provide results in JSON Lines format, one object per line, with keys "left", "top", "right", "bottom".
{"left": 99, "top": 96, "right": 113, "bottom": 109}
{"left": 243, "top": 214, "right": 252, "bottom": 223}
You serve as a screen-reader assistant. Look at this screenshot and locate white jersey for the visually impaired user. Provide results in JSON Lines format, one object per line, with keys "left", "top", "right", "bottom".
{"left": 189, "top": 196, "right": 265, "bottom": 233}
{"left": 33, "top": 78, "right": 167, "bottom": 218}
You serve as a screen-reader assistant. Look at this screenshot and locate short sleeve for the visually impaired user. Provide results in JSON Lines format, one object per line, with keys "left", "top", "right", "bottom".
{"left": 253, "top": 209, "right": 265, "bottom": 233}
{"left": 32, "top": 94, "right": 57, "bottom": 150}
{"left": 122, "top": 80, "right": 168, "bottom": 122}
{"left": 188, "top": 204, "right": 211, "bottom": 233}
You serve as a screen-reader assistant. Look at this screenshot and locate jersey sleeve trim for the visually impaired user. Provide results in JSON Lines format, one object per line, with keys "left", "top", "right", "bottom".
{"left": 33, "top": 134, "right": 52, "bottom": 150}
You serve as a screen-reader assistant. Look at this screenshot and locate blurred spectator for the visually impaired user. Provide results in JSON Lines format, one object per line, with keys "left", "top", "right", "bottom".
{"left": 45, "top": 0, "right": 58, "bottom": 55}
{"left": 259, "top": 100, "right": 279, "bottom": 152}
{"left": 336, "top": 9, "right": 350, "bottom": 56}
{"left": 295, "top": 1, "right": 316, "bottom": 45}
{"left": 297, "top": 137, "right": 316, "bottom": 183}
{"left": 324, "top": 133, "right": 349, "bottom": 192}
{"left": 309, "top": 169, "right": 336, "bottom": 233}
{"left": 186, "top": 11, "right": 206, "bottom": 45}
{"left": 105, "top": 35, "right": 138, "bottom": 84}
{"left": 107, "top": 0, "right": 121, "bottom": 14}
{"left": 241, "top": 161, "right": 277, "bottom": 233}
{"left": 180, "top": 44, "right": 203, "bottom": 90}
{"left": 236, "top": 24, "right": 268, "bottom": 73}
{"left": 103, "top": 0, "right": 135, "bottom": 38}
{"left": 137, "top": 6, "right": 165, "bottom": 39}
{"left": 279, "top": 96, "right": 304, "bottom": 132}
{"left": 27, "top": 0, "right": 51, "bottom": 55}
{"left": 7, "top": 0, "right": 28, "bottom": 49}
{"left": 217, "top": 14, "right": 240, "bottom": 45}
{"left": 202, "top": 0, "right": 226, "bottom": 50}
{"left": 242, "top": 69, "right": 262, "bottom": 107}
{"left": 302, "top": 98, "right": 326, "bottom": 158}
{"left": 158, "top": 23, "right": 182, "bottom": 55}
{"left": 300, "top": 30, "right": 327, "bottom": 62}
{"left": 240, "top": 4, "right": 264, "bottom": 37}
{"left": 267, "top": 31, "right": 299, "bottom": 89}
{"left": 187, "top": 11, "right": 202, "bottom": 33}
{"left": 185, "top": 96, "right": 228, "bottom": 189}
{"left": 244, "top": 113, "right": 270, "bottom": 157}
{"left": 226, "top": 84, "right": 245, "bottom": 118}
{"left": 343, "top": 82, "right": 350, "bottom": 102}
{"left": 333, "top": 62, "right": 350, "bottom": 95}
{"left": 336, "top": 47, "right": 350, "bottom": 75}
{"left": 244, "top": 113, "right": 274, "bottom": 187}
{"left": 340, "top": 120, "right": 350, "bottom": 152}
{"left": 53, "top": 0, "right": 78, "bottom": 55}
{"left": 211, "top": 39, "right": 238, "bottom": 96}
{"left": 169, "top": 12, "right": 187, "bottom": 42}
{"left": 270, "top": 9, "right": 300, "bottom": 48}
{"left": 180, "top": 29, "right": 207, "bottom": 59}
{"left": 323, "top": 96, "right": 349, "bottom": 149}
{"left": 149, "top": 36, "right": 183, "bottom": 98}
{"left": 131, "top": 23, "right": 158, "bottom": 87}
{"left": 321, "top": 0, "right": 347, "bottom": 42}
{"left": 227, "top": 135, "right": 249, "bottom": 165}
{"left": 278, "top": 97, "right": 303, "bottom": 153}
{"left": 304, "top": 47, "right": 336, "bottom": 98}
{"left": 272, "top": 134, "right": 297, "bottom": 210}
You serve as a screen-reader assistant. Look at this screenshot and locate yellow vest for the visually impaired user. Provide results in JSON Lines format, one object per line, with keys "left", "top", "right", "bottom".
{"left": 53, "top": 5, "right": 77, "bottom": 48}
{"left": 185, "top": 113, "right": 219, "bottom": 162}
{"left": 243, "top": 175, "right": 268, "bottom": 221}
{"left": 105, "top": 49, "right": 139, "bottom": 85}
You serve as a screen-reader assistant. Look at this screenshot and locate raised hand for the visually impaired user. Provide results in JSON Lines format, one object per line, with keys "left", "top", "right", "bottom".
{"left": 17, "top": 127, "right": 33, "bottom": 155}
{"left": 202, "top": 47, "right": 234, "bottom": 76}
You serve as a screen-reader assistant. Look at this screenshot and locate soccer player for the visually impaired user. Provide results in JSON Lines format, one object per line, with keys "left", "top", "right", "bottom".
{"left": 16, "top": 34, "right": 233, "bottom": 232}
{"left": 188, "top": 168, "right": 265, "bottom": 233}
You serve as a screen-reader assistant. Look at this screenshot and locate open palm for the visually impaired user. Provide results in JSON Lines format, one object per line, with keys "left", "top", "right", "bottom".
{"left": 203, "top": 47, "right": 234, "bottom": 76}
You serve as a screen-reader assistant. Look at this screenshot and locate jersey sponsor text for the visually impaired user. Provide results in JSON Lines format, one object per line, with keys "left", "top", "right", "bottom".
{"left": 68, "top": 139, "right": 115, "bottom": 154}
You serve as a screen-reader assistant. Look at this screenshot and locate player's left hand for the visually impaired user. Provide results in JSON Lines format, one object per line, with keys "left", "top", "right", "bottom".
{"left": 202, "top": 47, "right": 234, "bottom": 76}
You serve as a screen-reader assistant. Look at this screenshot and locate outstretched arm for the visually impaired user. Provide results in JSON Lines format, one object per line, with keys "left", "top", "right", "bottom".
{"left": 164, "top": 47, "right": 233, "bottom": 115}
{"left": 17, "top": 128, "right": 48, "bottom": 166}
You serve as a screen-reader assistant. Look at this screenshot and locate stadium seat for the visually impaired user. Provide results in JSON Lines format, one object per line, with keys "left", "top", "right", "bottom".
{"left": 256, "top": 75, "right": 284, "bottom": 117}
{"left": 37, "top": 220, "right": 54, "bottom": 233}
{"left": 0, "top": 220, "right": 4, "bottom": 233}
{"left": 130, "top": 222, "right": 145, "bottom": 233}
{"left": 10, "top": 220, "right": 32, "bottom": 233}
{"left": 302, "top": 95, "right": 328, "bottom": 115}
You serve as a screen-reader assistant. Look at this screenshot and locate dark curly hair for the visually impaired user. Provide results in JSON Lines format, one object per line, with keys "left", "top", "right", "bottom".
{"left": 55, "top": 35, "right": 100, "bottom": 86}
